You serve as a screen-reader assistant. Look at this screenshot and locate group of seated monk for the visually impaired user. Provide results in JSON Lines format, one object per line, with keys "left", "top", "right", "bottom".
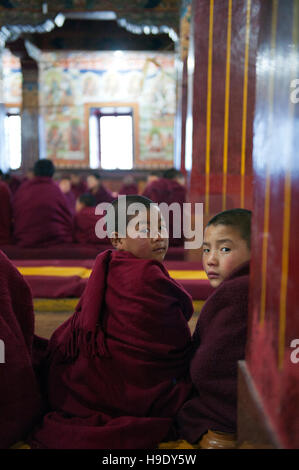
{"left": 0, "top": 200, "right": 251, "bottom": 449}
{"left": 0, "top": 162, "right": 187, "bottom": 249}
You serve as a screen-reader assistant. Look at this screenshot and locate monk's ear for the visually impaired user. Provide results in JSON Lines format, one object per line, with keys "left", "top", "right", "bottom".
{"left": 110, "top": 232, "right": 124, "bottom": 249}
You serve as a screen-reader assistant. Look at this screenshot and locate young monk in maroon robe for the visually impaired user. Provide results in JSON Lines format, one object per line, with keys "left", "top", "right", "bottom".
{"left": 0, "top": 250, "right": 47, "bottom": 448}
{"left": 142, "top": 168, "right": 186, "bottom": 247}
{"left": 87, "top": 172, "right": 115, "bottom": 205}
{"left": 0, "top": 181, "right": 13, "bottom": 245}
{"left": 13, "top": 159, "right": 73, "bottom": 248}
{"left": 30, "top": 195, "right": 193, "bottom": 449}
{"left": 73, "top": 193, "right": 110, "bottom": 245}
{"left": 164, "top": 209, "right": 252, "bottom": 449}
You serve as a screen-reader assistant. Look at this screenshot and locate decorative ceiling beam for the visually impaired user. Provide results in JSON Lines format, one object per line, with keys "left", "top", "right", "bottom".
{"left": 0, "top": 1, "right": 180, "bottom": 48}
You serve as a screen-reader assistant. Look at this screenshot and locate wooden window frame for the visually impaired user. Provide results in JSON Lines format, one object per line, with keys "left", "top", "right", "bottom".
{"left": 84, "top": 102, "right": 139, "bottom": 169}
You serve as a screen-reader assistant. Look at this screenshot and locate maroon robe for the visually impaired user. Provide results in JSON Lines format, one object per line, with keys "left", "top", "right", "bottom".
{"left": 143, "top": 178, "right": 186, "bottom": 247}
{"left": 176, "top": 262, "right": 250, "bottom": 443}
{"left": 7, "top": 175, "right": 22, "bottom": 195}
{"left": 13, "top": 177, "right": 73, "bottom": 248}
{"left": 90, "top": 184, "right": 115, "bottom": 205}
{"left": 0, "top": 181, "right": 13, "bottom": 245}
{"left": 63, "top": 190, "right": 76, "bottom": 215}
{"left": 30, "top": 250, "right": 193, "bottom": 449}
{"left": 118, "top": 183, "right": 139, "bottom": 195}
{"left": 73, "top": 206, "right": 110, "bottom": 245}
{"left": 71, "top": 180, "right": 87, "bottom": 199}
{"left": 0, "top": 250, "right": 45, "bottom": 448}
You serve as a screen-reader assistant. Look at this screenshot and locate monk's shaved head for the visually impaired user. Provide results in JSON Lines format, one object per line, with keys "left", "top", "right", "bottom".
{"left": 34, "top": 159, "right": 55, "bottom": 178}
{"left": 207, "top": 208, "right": 252, "bottom": 249}
{"left": 108, "top": 195, "right": 155, "bottom": 237}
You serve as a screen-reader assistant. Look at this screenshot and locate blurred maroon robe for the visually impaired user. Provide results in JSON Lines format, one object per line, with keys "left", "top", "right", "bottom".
{"left": 13, "top": 177, "right": 73, "bottom": 248}
{"left": 90, "top": 184, "right": 115, "bottom": 205}
{"left": 118, "top": 183, "right": 139, "bottom": 195}
{"left": 63, "top": 190, "right": 76, "bottom": 215}
{"left": 73, "top": 206, "right": 110, "bottom": 245}
{"left": 0, "top": 250, "right": 45, "bottom": 448}
{"left": 30, "top": 250, "right": 193, "bottom": 449}
{"left": 71, "top": 180, "right": 87, "bottom": 199}
{"left": 0, "top": 181, "right": 13, "bottom": 244}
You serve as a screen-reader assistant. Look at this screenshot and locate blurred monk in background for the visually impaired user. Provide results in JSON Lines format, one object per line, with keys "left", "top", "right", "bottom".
{"left": 86, "top": 172, "right": 115, "bottom": 204}
{"left": 0, "top": 180, "right": 13, "bottom": 245}
{"left": 143, "top": 168, "right": 187, "bottom": 247}
{"left": 74, "top": 193, "right": 110, "bottom": 245}
{"left": 13, "top": 159, "right": 73, "bottom": 248}
{"left": 70, "top": 173, "right": 87, "bottom": 199}
{"left": 59, "top": 174, "right": 76, "bottom": 215}
{"left": 118, "top": 174, "right": 138, "bottom": 196}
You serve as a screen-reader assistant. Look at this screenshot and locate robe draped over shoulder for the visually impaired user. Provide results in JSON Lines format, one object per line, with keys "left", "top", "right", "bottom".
{"left": 176, "top": 262, "right": 250, "bottom": 443}
{"left": 30, "top": 250, "right": 193, "bottom": 449}
{"left": 13, "top": 177, "right": 73, "bottom": 248}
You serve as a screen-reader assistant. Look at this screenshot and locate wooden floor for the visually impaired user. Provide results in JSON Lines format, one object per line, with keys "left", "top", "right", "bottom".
{"left": 34, "top": 308, "right": 201, "bottom": 339}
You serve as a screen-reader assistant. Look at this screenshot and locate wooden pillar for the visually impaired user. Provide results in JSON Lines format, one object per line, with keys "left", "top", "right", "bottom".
{"left": 187, "top": 0, "right": 260, "bottom": 217}
{"left": 20, "top": 56, "right": 40, "bottom": 171}
{"left": 238, "top": 0, "right": 299, "bottom": 449}
{"left": 174, "top": 57, "right": 188, "bottom": 174}
{"left": 0, "top": 49, "right": 8, "bottom": 172}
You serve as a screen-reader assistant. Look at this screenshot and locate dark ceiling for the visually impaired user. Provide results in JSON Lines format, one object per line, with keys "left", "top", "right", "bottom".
{"left": 27, "top": 19, "right": 174, "bottom": 52}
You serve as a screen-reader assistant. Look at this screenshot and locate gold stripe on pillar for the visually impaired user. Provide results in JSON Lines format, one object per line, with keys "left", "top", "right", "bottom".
{"left": 205, "top": 0, "right": 214, "bottom": 215}
{"left": 222, "top": 0, "right": 232, "bottom": 211}
{"left": 240, "top": 0, "right": 252, "bottom": 208}
{"left": 259, "top": 0, "right": 278, "bottom": 327}
{"left": 278, "top": 0, "right": 298, "bottom": 369}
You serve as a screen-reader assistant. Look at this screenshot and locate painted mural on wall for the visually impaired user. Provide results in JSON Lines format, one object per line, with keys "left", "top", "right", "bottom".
{"left": 2, "top": 49, "right": 175, "bottom": 168}
{"left": 39, "top": 51, "right": 176, "bottom": 167}
{"left": 2, "top": 49, "right": 22, "bottom": 105}
{"left": 180, "top": 0, "right": 192, "bottom": 60}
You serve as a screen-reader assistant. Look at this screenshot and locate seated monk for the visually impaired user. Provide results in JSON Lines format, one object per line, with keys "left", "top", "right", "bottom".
{"left": 143, "top": 168, "right": 186, "bottom": 247}
{"left": 74, "top": 193, "right": 110, "bottom": 245}
{"left": 2, "top": 172, "right": 22, "bottom": 195}
{"left": 0, "top": 181, "right": 13, "bottom": 245}
{"left": 13, "top": 159, "right": 73, "bottom": 248}
{"left": 58, "top": 174, "right": 76, "bottom": 215}
{"left": 70, "top": 173, "right": 87, "bottom": 199}
{"left": 118, "top": 175, "right": 139, "bottom": 196}
{"left": 167, "top": 209, "right": 252, "bottom": 449}
{"left": 86, "top": 171, "right": 115, "bottom": 205}
{"left": 29, "top": 195, "right": 193, "bottom": 449}
{"left": 0, "top": 250, "right": 47, "bottom": 448}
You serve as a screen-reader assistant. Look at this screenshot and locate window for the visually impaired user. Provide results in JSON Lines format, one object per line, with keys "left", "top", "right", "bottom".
{"left": 88, "top": 105, "right": 137, "bottom": 170}
{"left": 4, "top": 113, "right": 21, "bottom": 170}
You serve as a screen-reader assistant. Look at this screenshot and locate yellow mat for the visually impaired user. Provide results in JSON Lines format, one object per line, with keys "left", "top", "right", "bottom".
{"left": 17, "top": 266, "right": 208, "bottom": 281}
{"left": 33, "top": 298, "right": 205, "bottom": 313}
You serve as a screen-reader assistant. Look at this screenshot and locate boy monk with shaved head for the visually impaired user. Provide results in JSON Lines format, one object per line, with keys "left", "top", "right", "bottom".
{"left": 166, "top": 208, "right": 251, "bottom": 449}
{"left": 30, "top": 195, "right": 193, "bottom": 449}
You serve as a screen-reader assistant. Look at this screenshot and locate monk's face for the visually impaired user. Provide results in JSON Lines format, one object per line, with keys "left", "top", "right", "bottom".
{"left": 202, "top": 224, "right": 251, "bottom": 288}
{"left": 59, "top": 179, "right": 71, "bottom": 194}
{"left": 87, "top": 175, "right": 99, "bottom": 190}
{"left": 112, "top": 207, "right": 169, "bottom": 262}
